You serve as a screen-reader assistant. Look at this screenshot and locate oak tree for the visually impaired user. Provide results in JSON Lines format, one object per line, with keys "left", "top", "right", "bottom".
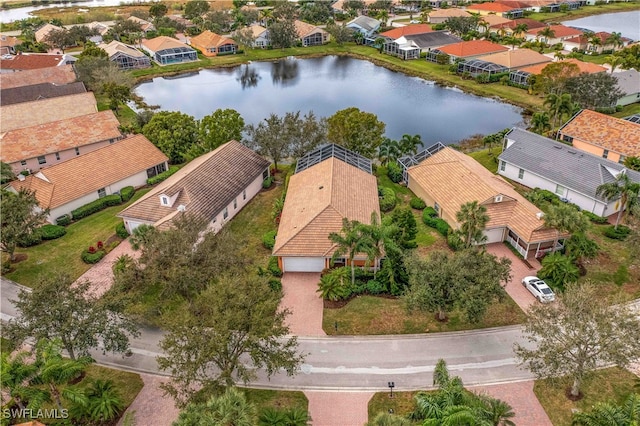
{"left": 327, "top": 107, "right": 386, "bottom": 158}
{"left": 0, "top": 188, "right": 49, "bottom": 262}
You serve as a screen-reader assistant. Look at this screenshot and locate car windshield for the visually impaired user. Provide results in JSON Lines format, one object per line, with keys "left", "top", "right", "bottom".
{"left": 541, "top": 287, "right": 553, "bottom": 294}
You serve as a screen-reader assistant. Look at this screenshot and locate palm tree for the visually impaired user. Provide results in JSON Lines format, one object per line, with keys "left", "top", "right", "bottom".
{"left": 538, "top": 252, "right": 579, "bottom": 289}
{"left": 513, "top": 23, "right": 528, "bottom": 39}
{"left": 543, "top": 203, "right": 589, "bottom": 254}
{"left": 456, "top": 201, "right": 489, "bottom": 248}
{"left": 0, "top": 350, "right": 49, "bottom": 411}
{"left": 260, "top": 8, "right": 273, "bottom": 28}
{"left": 360, "top": 212, "right": 399, "bottom": 277}
{"left": 174, "top": 387, "right": 257, "bottom": 425}
{"left": 329, "top": 218, "right": 371, "bottom": 286}
{"left": 588, "top": 34, "right": 602, "bottom": 53}
{"left": 353, "top": 31, "right": 364, "bottom": 45}
{"left": 378, "top": 138, "right": 401, "bottom": 166}
{"left": 374, "top": 36, "right": 387, "bottom": 53}
{"left": 531, "top": 111, "right": 551, "bottom": 134}
{"left": 623, "top": 156, "right": 640, "bottom": 172}
{"left": 536, "top": 27, "right": 555, "bottom": 44}
{"left": 544, "top": 93, "right": 574, "bottom": 128}
{"left": 377, "top": 10, "right": 389, "bottom": 26}
{"left": 605, "top": 31, "right": 624, "bottom": 51}
{"left": 477, "top": 394, "right": 516, "bottom": 426}
{"left": 596, "top": 172, "right": 640, "bottom": 229}
{"left": 572, "top": 393, "right": 640, "bottom": 426}
{"left": 368, "top": 412, "right": 413, "bottom": 426}
{"left": 564, "top": 232, "right": 599, "bottom": 265}
{"left": 399, "top": 134, "right": 422, "bottom": 156}
{"left": 604, "top": 54, "right": 623, "bottom": 73}
{"left": 1, "top": 161, "right": 16, "bottom": 184}
{"left": 317, "top": 267, "right": 350, "bottom": 301}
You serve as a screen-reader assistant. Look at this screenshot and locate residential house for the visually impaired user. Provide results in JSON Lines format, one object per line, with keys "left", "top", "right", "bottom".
{"left": 0, "top": 35, "right": 19, "bottom": 55}
{"left": 467, "top": 2, "right": 524, "bottom": 18}
{"left": 127, "top": 16, "right": 156, "bottom": 35}
{"left": 498, "top": 0, "right": 580, "bottom": 12}
{"left": 380, "top": 24, "right": 434, "bottom": 40}
{"left": 475, "top": 48, "right": 552, "bottom": 70}
{"left": 384, "top": 31, "right": 462, "bottom": 60}
{"left": 273, "top": 144, "right": 380, "bottom": 273}
{"left": 189, "top": 30, "right": 238, "bottom": 57}
{"left": 557, "top": 109, "right": 640, "bottom": 164}
{"left": 427, "top": 40, "right": 508, "bottom": 63}
{"left": 86, "top": 21, "right": 110, "bottom": 43}
{"left": 245, "top": 24, "right": 270, "bottom": 48}
{"left": 563, "top": 31, "right": 632, "bottom": 53}
{"left": 142, "top": 36, "right": 198, "bottom": 65}
{"left": 427, "top": 9, "right": 471, "bottom": 24}
{"left": 402, "top": 143, "right": 563, "bottom": 259}
{"left": 294, "top": 20, "right": 330, "bottom": 46}
{"left": 509, "top": 58, "right": 606, "bottom": 86}
{"left": 0, "top": 54, "right": 76, "bottom": 73}
{"left": 167, "top": 15, "right": 195, "bottom": 29}
{"left": 346, "top": 15, "right": 381, "bottom": 37}
{"left": 99, "top": 40, "right": 151, "bottom": 70}
{"left": 8, "top": 135, "right": 168, "bottom": 224}
{"left": 613, "top": 70, "right": 640, "bottom": 107}
{"left": 118, "top": 140, "right": 270, "bottom": 234}
{"left": 34, "top": 23, "right": 63, "bottom": 43}
{"left": 0, "top": 92, "right": 98, "bottom": 132}
{"left": 0, "top": 65, "right": 77, "bottom": 89}
{"left": 0, "top": 81, "right": 86, "bottom": 106}
{"left": 478, "top": 15, "right": 513, "bottom": 34}
{"left": 524, "top": 24, "right": 583, "bottom": 47}
{"left": 0, "top": 110, "right": 123, "bottom": 174}
{"left": 489, "top": 18, "right": 546, "bottom": 36}
{"left": 499, "top": 127, "right": 640, "bottom": 217}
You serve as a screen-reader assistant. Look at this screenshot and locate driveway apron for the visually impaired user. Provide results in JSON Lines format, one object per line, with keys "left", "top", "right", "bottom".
{"left": 280, "top": 273, "right": 326, "bottom": 336}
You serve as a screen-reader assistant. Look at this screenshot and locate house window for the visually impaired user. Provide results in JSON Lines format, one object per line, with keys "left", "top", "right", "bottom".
{"left": 562, "top": 135, "right": 573, "bottom": 143}
{"left": 161, "top": 196, "right": 169, "bottom": 206}
{"left": 555, "top": 185, "right": 566, "bottom": 196}
{"left": 55, "top": 152, "right": 60, "bottom": 160}
{"left": 243, "top": 189, "right": 247, "bottom": 200}
{"left": 434, "top": 202, "right": 440, "bottom": 214}
{"left": 75, "top": 147, "right": 80, "bottom": 156}
{"left": 98, "top": 188, "right": 106, "bottom": 198}
{"left": 500, "top": 161, "right": 506, "bottom": 172}
{"left": 619, "top": 156, "right": 626, "bottom": 164}
{"left": 223, "top": 207, "right": 228, "bottom": 220}
{"left": 518, "top": 168, "right": 525, "bottom": 179}
{"left": 37, "top": 156, "right": 46, "bottom": 165}
{"left": 109, "top": 138, "right": 115, "bottom": 144}
{"left": 603, "top": 149, "right": 609, "bottom": 159}
{"left": 263, "top": 169, "right": 269, "bottom": 180}
{"left": 20, "top": 160, "right": 27, "bottom": 166}
{"left": 233, "top": 198, "right": 237, "bottom": 210}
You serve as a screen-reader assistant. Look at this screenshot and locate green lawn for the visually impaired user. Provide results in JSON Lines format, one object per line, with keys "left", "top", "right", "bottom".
{"left": 242, "top": 388, "right": 308, "bottom": 414}
{"left": 323, "top": 294, "right": 526, "bottom": 335}
{"left": 4, "top": 189, "right": 149, "bottom": 288}
{"left": 468, "top": 148, "right": 500, "bottom": 174}
{"left": 614, "top": 103, "right": 640, "bottom": 118}
{"left": 82, "top": 364, "right": 144, "bottom": 412}
{"left": 534, "top": 367, "right": 639, "bottom": 426}
{"left": 369, "top": 390, "right": 420, "bottom": 421}
{"left": 528, "top": 2, "right": 640, "bottom": 22}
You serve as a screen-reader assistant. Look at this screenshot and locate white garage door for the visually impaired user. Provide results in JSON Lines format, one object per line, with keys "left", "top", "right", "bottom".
{"left": 483, "top": 228, "right": 505, "bottom": 244}
{"left": 283, "top": 257, "right": 325, "bottom": 272}
{"left": 126, "top": 221, "right": 144, "bottom": 234}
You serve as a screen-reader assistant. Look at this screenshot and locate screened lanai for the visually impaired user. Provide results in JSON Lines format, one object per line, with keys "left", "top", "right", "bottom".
{"left": 457, "top": 59, "right": 508, "bottom": 76}
{"left": 509, "top": 69, "right": 532, "bottom": 86}
{"left": 154, "top": 46, "right": 198, "bottom": 65}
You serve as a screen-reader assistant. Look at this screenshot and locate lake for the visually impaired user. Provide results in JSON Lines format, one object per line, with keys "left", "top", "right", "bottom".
{"left": 134, "top": 56, "right": 524, "bottom": 146}
{"left": 1, "top": 0, "right": 139, "bottom": 23}
{"left": 563, "top": 10, "right": 640, "bottom": 41}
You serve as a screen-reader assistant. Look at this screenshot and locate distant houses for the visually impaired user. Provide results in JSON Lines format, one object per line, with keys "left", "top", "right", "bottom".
{"left": 346, "top": 15, "right": 381, "bottom": 38}
{"left": 189, "top": 30, "right": 238, "bottom": 57}
{"left": 142, "top": 36, "right": 198, "bottom": 65}
{"left": 383, "top": 30, "right": 461, "bottom": 60}
{"left": 0, "top": 54, "right": 76, "bottom": 73}
{"left": 612, "top": 70, "right": 640, "bottom": 107}
{"left": 294, "top": 20, "right": 330, "bottom": 46}
{"left": 99, "top": 40, "right": 151, "bottom": 70}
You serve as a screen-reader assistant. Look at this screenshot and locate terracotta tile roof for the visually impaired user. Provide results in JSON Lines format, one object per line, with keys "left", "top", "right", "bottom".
{"left": 428, "top": 9, "right": 471, "bottom": 18}
{"left": 408, "top": 147, "right": 559, "bottom": 243}
{"left": 87, "top": 21, "right": 110, "bottom": 35}
{"left": 527, "top": 24, "right": 583, "bottom": 38}
{"left": 492, "top": 18, "right": 546, "bottom": 30}
{"left": 467, "top": 2, "right": 520, "bottom": 12}
{"left": 496, "top": 0, "right": 532, "bottom": 8}
{"left": 273, "top": 157, "right": 380, "bottom": 257}
{"left": 477, "top": 48, "right": 551, "bottom": 69}
{"left": 438, "top": 40, "right": 508, "bottom": 57}
{"left": 248, "top": 24, "right": 267, "bottom": 38}
{"left": 0, "top": 65, "right": 77, "bottom": 89}
{"left": 10, "top": 135, "right": 168, "bottom": 210}
{"left": 0, "top": 35, "right": 19, "bottom": 48}
{"left": 0, "top": 81, "right": 86, "bottom": 106}
{"left": 119, "top": 140, "right": 269, "bottom": 227}
{"left": 0, "top": 54, "right": 66, "bottom": 71}
{"left": 190, "top": 30, "right": 237, "bottom": 48}
{"left": 559, "top": 109, "right": 640, "bottom": 157}
{"left": 99, "top": 40, "right": 146, "bottom": 58}
{"left": 381, "top": 24, "right": 434, "bottom": 39}
{"left": 34, "top": 23, "right": 63, "bottom": 43}
{"left": 519, "top": 58, "right": 606, "bottom": 75}
{"left": 0, "top": 110, "right": 122, "bottom": 163}
{"left": 127, "top": 16, "right": 155, "bottom": 32}
{"left": 480, "top": 15, "right": 513, "bottom": 27}
{"left": 0, "top": 92, "right": 97, "bottom": 132}
{"left": 294, "top": 20, "right": 326, "bottom": 38}
{"left": 142, "top": 36, "right": 191, "bottom": 53}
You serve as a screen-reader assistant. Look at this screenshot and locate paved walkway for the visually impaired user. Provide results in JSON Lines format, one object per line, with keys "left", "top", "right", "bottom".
{"left": 470, "top": 380, "right": 552, "bottom": 426}
{"left": 280, "top": 273, "right": 326, "bottom": 336}
{"left": 74, "top": 239, "right": 139, "bottom": 298}
{"left": 305, "top": 391, "right": 373, "bottom": 426}
{"left": 486, "top": 243, "right": 541, "bottom": 312}
{"left": 117, "top": 373, "right": 180, "bottom": 426}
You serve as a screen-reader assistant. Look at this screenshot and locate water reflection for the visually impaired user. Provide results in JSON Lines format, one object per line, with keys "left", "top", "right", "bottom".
{"left": 271, "top": 59, "right": 299, "bottom": 87}
{"left": 332, "top": 55, "right": 353, "bottom": 79}
{"left": 237, "top": 64, "right": 261, "bottom": 89}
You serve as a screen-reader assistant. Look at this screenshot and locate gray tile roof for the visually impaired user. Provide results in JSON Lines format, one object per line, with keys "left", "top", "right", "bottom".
{"left": 347, "top": 15, "right": 381, "bottom": 32}
{"left": 613, "top": 69, "right": 640, "bottom": 96}
{"left": 404, "top": 31, "right": 461, "bottom": 49}
{"left": 499, "top": 128, "right": 640, "bottom": 201}
{"left": 0, "top": 82, "right": 86, "bottom": 106}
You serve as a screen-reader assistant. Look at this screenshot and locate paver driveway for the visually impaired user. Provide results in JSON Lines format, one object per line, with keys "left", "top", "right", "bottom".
{"left": 280, "top": 272, "right": 325, "bottom": 336}
{"left": 116, "top": 373, "right": 179, "bottom": 426}
{"left": 305, "top": 391, "right": 373, "bottom": 426}
{"left": 471, "top": 380, "right": 552, "bottom": 426}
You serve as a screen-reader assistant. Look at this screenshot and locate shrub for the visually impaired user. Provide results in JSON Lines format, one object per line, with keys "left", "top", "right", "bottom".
{"left": 268, "top": 256, "right": 282, "bottom": 277}
{"left": 71, "top": 194, "right": 122, "bottom": 220}
{"left": 434, "top": 219, "right": 451, "bottom": 237}
{"left": 447, "top": 232, "right": 465, "bottom": 251}
{"left": 409, "top": 197, "right": 426, "bottom": 210}
{"left": 387, "top": 162, "right": 403, "bottom": 183}
{"left": 97, "top": 241, "right": 104, "bottom": 250}
{"left": 18, "top": 231, "right": 42, "bottom": 247}
{"left": 39, "top": 224, "right": 66, "bottom": 240}
{"left": 115, "top": 222, "right": 129, "bottom": 238}
{"left": 268, "top": 278, "right": 282, "bottom": 292}
{"left": 423, "top": 212, "right": 450, "bottom": 236}
{"left": 81, "top": 249, "right": 106, "bottom": 264}
{"left": 603, "top": 225, "right": 631, "bottom": 240}
{"left": 146, "top": 165, "right": 179, "bottom": 186}
{"left": 379, "top": 187, "right": 397, "bottom": 212}
{"left": 55, "top": 214, "right": 71, "bottom": 226}
{"left": 262, "top": 230, "right": 276, "bottom": 250}
{"left": 582, "top": 211, "right": 608, "bottom": 224}
{"left": 365, "top": 279, "right": 385, "bottom": 295}
{"left": 262, "top": 176, "right": 273, "bottom": 189}
{"left": 423, "top": 207, "right": 437, "bottom": 219}
{"left": 120, "top": 186, "right": 135, "bottom": 202}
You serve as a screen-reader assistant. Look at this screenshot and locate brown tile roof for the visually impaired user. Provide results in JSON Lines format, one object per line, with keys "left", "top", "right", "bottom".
{"left": 527, "top": 24, "right": 583, "bottom": 38}
{"left": 10, "top": 135, "right": 168, "bottom": 210}
{"left": 294, "top": 20, "right": 326, "bottom": 38}
{"left": 127, "top": 16, "right": 155, "bottom": 32}
{"left": 428, "top": 9, "right": 471, "bottom": 18}
{"left": 273, "top": 157, "right": 380, "bottom": 257}
{"left": 0, "top": 92, "right": 97, "bottom": 133}
{"left": 0, "top": 110, "right": 122, "bottom": 163}
{"left": 477, "top": 48, "right": 551, "bottom": 69}
{"left": 519, "top": 58, "right": 606, "bottom": 75}
{"left": 408, "top": 147, "right": 559, "bottom": 244}
{"left": 468, "top": 2, "right": 520, "bottom": 12}
{"left": 492, "top": 18, "right": 546, "bottom": 31}
{"left": 479, "top": 15, "right": 513, "bottom": 27}
{"left": 438, "top": 40, "right": 509, "bottom": 57}
{"left": 190, "top": 30, "right": 237, "bottom": 48}
{"left": 0, "top": 54, "right": 66, "bottom": 71}
{"left": 496, "top": 0, "right": 532, "bottom": 8}
{"left": 118, "top": 140, "right": 269, "bottom": 227}
{"left": 247, "top": 24, "right": 268, "bottom": 38}
{"left": 34, "top": 23, "right": 63, "bottom": 43}
{"left": 560, "top": 109, "right": 640, "bottom": 157}
{"left": 99, "top": 40, "right": 147, "bottom": 58}
{"left": 0, "top": 81, "right": 86, "bottom": 106}
{"left": 0, "top": 65, "right": 77, "bottom": 89}
{"left": 142, "top": 36, "right": 191, "bottom": 53}
{"left": 0, "top": 35, "right": 20, "bottom": 48}
{"left": 381, "top": 24, "right": 434, "bottom": 39}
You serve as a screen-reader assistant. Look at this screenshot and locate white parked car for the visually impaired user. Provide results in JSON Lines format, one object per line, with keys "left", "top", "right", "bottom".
{"left": 522, "top": 276, "right": 555, "bottom": 303}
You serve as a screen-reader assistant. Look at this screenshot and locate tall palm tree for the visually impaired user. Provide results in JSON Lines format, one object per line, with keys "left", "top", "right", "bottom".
{"left": 513, "top": 23, "right": 528, "bottom": 39}
{"left": 399, "top": 134, "right": 422, "bottom": 156}
{"left": 604, "top": 54, "right": 623, "bottom": 73}
{"left": 378, "top": 138, "right": 401, "bottom": 165}
{"left": 374, "top": 36, "right": 387, "bottom": 53}
{"left": 360, "top": 212, "right": 399, "bottom": 277}
{"left": 543, "top": 202, "right": 589, "bottom": 254}
{"left": 455, "top": 201, "right": 489, "bottom": 248}
{"left": 329, "top": 218, "right": 371, "bottom": 285}
{"left": 572, "top": 393, "right": 639, "bottom": 426}
{"left": 588, "top": 34, "right": 602, "bottom": 53}
{"left": 537, "top": 27, "right": 555, "bottom": 44}
{"left": 596, "top": 172, "right": 640, "bottom": 229}
{"left": 531, "top": 111, "right": 551, "bottom": 135}
{"left": 544, "top": 93, "right": 574, "bottom": 128}
{"left": 605, "top": 31, "right": 624, "bottom": 50}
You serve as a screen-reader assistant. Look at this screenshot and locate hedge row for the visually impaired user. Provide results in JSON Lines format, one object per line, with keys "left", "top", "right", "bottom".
{"left": 56, "top": 214, "right": 71, "bottom": 226}
{"left": 604, "top": 225, "right": 630, "bottom": 240}
{"left": 71, "top": 194, "right": 122, "bottom": 220}
{"left": 422, "top": 208, "right": 450, "bottom": 236}
{"left": 387, "top": 162, "right": 403, "bottom": 183}
{"left": 582, "top": 211, "right": 608, "bottom": 224}
{"left": 262, "top": 230, "right": 276, "bottom": 250}
{"left": 147, "top": 166, "right": 179, "bottom": 186}
{"left": 409, "top": 197, "right": 426, "bottom": 210}
{"left": 120, "top": 186, "right": 135, "bottom": 202}
{"left": 268, "top": 256, "right": 282, "bottom": 277}
{"left": 379, "top": 187, "right": 397, "bottom": 212}
{"left": 116, "top": 222, "right": 129, "bottom": 239}
{"left": 39, "top": 224, "right": 66, "bottom": 240}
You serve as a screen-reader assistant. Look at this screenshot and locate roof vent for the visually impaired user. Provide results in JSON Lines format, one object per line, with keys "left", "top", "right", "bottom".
{"left": 553, "top": 145, "right": 562, "bottom": 150}
{"left": 17, "top": 174, "right": 25, "bottom": 181}
{"left": 318, "top": 185, "right": 324, "bottom": 190}
{"left": 568, "top": 150, "right": 576, "bottom": 154}
{"left": 177, "top": 205, "right": 186, "bottom": 212}
{"left": 536, "top": 212, "right": 545, "bottom": 220}
{"left": 495, "top": 195, "right": 503, "bottom": 203}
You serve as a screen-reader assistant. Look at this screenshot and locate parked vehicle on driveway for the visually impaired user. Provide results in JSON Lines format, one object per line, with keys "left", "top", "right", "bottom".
{"left": 522, "top": 276, "right": 556, "bottom": 303}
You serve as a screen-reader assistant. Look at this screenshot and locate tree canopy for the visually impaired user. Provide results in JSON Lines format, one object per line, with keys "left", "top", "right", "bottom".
{"left": 187, "top": 109, "right": 245, "bottom": 160}
{"left": 327, "top": 107, "right": 386, "bottom": 158}
{"left": 0, "top": 188, "right": 49, "bottom": 262}
{"left": 142, "top": 111, "right": 199, "bottom": 163}
{"left": 563, "top": 72, "right": 624, "bottom": 111}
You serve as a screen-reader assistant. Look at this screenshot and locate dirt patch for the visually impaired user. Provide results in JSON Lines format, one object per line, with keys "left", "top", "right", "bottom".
{"left": 10, "top": 254, "right": 27, "bottom": 264}
{"left": 324, "top": 299, "right": 350, "bottom": 309}
{"left": 564, "top": 388, "right": 584, "bottom": 402}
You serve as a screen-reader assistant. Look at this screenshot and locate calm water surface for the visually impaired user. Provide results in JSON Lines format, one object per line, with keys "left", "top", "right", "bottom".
{"left": 135, "top": 56, "right": 524, "bottom": 146}
{"left": 563, "top": 10, "right": 640, "bottom": 41}
{"left": 1, "top": 0, "right": 137, "bottom": 22}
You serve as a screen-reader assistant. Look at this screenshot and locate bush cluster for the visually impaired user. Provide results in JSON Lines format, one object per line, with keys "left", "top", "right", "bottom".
{"left": 422, "top": 208, "right": 450, "bottom": 236}
{"left": 71, "top": 194, "right": 122, "bottom": 220}
{"left": 81, "top": 247, "right": 106, "bottom": 264}
{"left": 17, "top": 231, "right": 42, "bottom": 248}
{"left": 379, "top": 187, "right": 397, "bottom": 212}
{"left": 268, "top": 278, "right": 282, "bottom": 292}
{"left": 387, "top": 162, "right": 403, "bottom": 183}
{"left": 39, "top": 224, "right": 66, "bottom": 240}
{"left": 268, "top": 256, "right": 282, "bottom": 277}
{"left": 447, "top": 232, "right": 465, "bottom": 251}
{"left": 55, "top": 214, "right": 71, "bottom": 226}
{"left": 582, "top": 211, "right": 608, "bottom": 224}
{"left": 262, "top": 230, "right": 276, "bottom": 250}
{"left": 115, "top": 222, "right": 129, "bottom": 239}
{"left": 409, "top": 197, "right": 426, "bottom": 210}
{"left": 604, "top": 225, "right": 631, "bottom": 240}
{"left": 147, "top": 166, "right": 179, "bottom": 186}
{"left": 120, "top": 186, "right": 135, "bottom": 202}
{"left": 262, "top": 177, "right": 274, "bottom": 189}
